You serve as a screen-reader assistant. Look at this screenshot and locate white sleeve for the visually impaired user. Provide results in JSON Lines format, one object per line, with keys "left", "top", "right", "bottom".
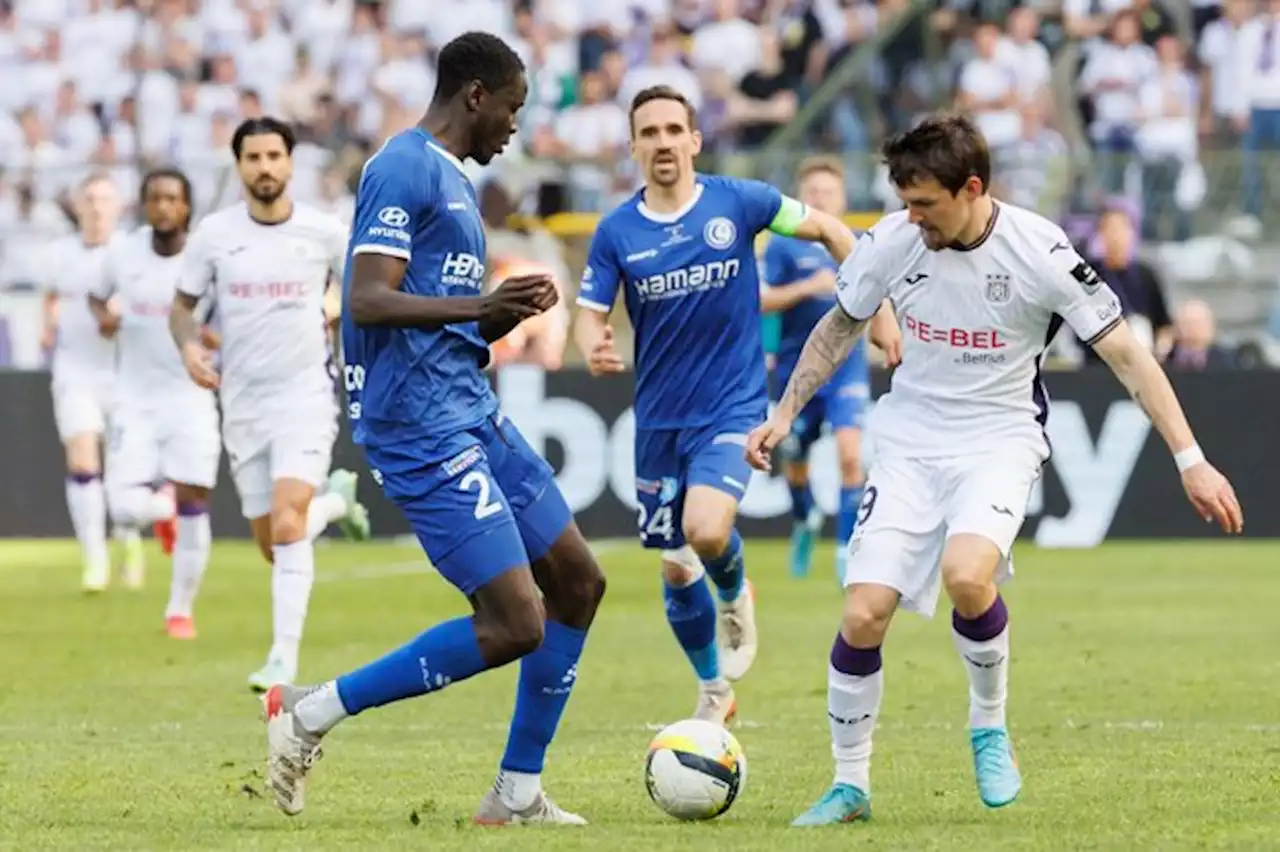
{"left": 326, "top": 215, "right": 349, "bottom": 283}
{"left": 89, "top": 241, "right": 118, "bottom": 300}
{"left": 1035, "top": 233, "right": 1124, "bottom": 345}
{"left": 834, "top": 231, "right": 890, "bottom": 321}
{"left": 177, "top": 224, "right": 216, "bottom": 299}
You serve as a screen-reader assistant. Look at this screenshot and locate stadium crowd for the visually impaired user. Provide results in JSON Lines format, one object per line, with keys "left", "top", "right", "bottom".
{"left": 0, "top": 0, "right": 1275, "bottom": 368}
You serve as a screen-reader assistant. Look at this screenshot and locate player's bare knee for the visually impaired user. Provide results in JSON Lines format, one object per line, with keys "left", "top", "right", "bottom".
{"left": 661, "top": 545, "right": 701, "bottom": 586}
{"left": 784, "top": 461, "right": 809, "bottom": 487}
{"left": 173, "top": 483, "right": 209, "bottom": 506}
{"left": 683, "top": 521, "right": 731, "bottom": 562}
{"left": 840, "top": 584, "right": 897, "bottom": 646}
{"left": 941, "top": 536, "right": 1001, "bottom": 617}
{"left": 837, "top": 454, "right": 863, "bottom": 488}
{"left": 270, "top": 507, "right": 307, "bottom": 544}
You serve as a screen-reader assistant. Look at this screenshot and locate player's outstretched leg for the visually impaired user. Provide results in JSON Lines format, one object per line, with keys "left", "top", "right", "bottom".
{"left": 831, "top": 407, "right": 867, "bottom": 586}
{"left": 262, "top": 565, "right": 548, "bottom": 817}
{"left": 660, "top": 547, "right": 735, "bottom": 724}
{"left": 685, "top": 485, "right": 757, "bottom": 683}
{"left": 305, "top": 469, "right": 370, "bottom": 542}
{"left": 66, "top": 467, "right": 110, "bottom": 592}
{"left": 114, "top": 524, "right": 146, "bottom": 589}
{"left": 785, "top": 473, "right": 822, "bottom": 579}
{"left": 478, "top": 520, "right": 605, "bottom": 827}
{"left": 164, "top": 488, "right": 212, "bottom": 640}
{"left": 793, "top": 583, "right": 897, "bottom": 827}
{"left": 943, "top": 534, "right": 1019, "bottom": 808}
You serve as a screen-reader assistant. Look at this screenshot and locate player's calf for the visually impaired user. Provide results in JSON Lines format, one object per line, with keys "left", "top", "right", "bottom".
{"left": 249, "top": 479, "right": 319, "bottom": 690}
{"left": 165, "top": 484, "right": 211, "bottom": 638}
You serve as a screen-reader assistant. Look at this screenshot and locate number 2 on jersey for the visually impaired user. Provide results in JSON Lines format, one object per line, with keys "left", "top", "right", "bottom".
{"left": 460, "top": 470, "right": 503, "bottom": 520}
{"left": 637, "top": 503, "right": 675, "bottom": 542}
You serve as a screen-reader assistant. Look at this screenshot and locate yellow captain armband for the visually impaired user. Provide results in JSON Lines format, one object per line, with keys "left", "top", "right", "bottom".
{"left": 767, "top": 196, "right": 808, "bottom": 237}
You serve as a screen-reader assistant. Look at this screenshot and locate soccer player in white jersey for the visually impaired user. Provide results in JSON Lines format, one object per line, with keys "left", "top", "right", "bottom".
{"left": 42, "top": 173, "right": 148, "bottom": 591}
{"left": 746, "top": 114, "right": 1244, "bottom": 826}
{"left": 170, "top": 117, "right": 371, "bottom": 690}
{"left": 88, "top": 169, "right": 219, "bottom": 639}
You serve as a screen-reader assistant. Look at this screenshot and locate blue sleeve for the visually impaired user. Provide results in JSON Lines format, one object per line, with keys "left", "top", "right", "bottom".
{"left": 761, "top": 238, "right": 795, "bottom": 287}
{"left": 577, "top": 220, "right": 622, "bottom": 313}
{"left": 732, "top": 177, "right": 784, "bottom": 235}
{"left": 350, "top": 151, "right": 429, "bottom": 261}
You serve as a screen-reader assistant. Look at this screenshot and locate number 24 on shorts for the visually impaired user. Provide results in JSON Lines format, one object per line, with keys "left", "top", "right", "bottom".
{"left": 638, "top": 503, "right": 675, "bottom": 543}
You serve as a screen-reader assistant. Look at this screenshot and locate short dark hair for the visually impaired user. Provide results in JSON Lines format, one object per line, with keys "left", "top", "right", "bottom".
{"left": 433, "top": 31, "right": 525, "bottom": 101}
{"left": 628, "top": 85, "right": 697, "bottom": 135}
{"left": 140, "top": 166, "right": 194, "bottom": 227}
{"left": 231, "top": 116, "right": 296, "bottom": 159}
{"left": 881, "top": 113, "right": 991, "bottom": 196}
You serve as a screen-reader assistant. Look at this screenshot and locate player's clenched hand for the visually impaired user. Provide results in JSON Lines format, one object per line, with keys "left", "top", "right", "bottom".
{"left": 588, "top": 325, "right": 625, "bottom": 375}
{"left": 96, "top": 312, "right": 121, "bottom": 340}
{"left": 745, "top": 415, "right": 793, "bottom": 472}
{"left": 1181, "top": 461, "right": 1243, "bottom": 534}
{"left": 486, "top": 273, "right": 554, "bottom": 321}
{"left": 181, "top": 340, "right": 220, "bottom": 390}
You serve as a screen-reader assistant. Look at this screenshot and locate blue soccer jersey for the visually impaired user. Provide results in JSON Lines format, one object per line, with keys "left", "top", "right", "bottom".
{"left": 341, "top": 128, "right": 571, "bottom": 587}
{"left": 578, "top": 175, "right": 782, "bottom": 430}
{"left": 579, "top": 174, "right": 812, "bottom": 549}
{"left": 341, "top": 127, "right": 497, "bottom": 461}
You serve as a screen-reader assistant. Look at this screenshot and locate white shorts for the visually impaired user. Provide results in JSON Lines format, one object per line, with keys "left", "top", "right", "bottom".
{"left": 842, "top": 447, "right": 1043, "bottom": 617}
{"left": 223, "top": 405, "right": 338, "bottom": 519}
{"left": 52, "top": 377, "right": 113, "bottom": 442}
{"left": 106, "top": 400, "right": 222, "bottom": 490}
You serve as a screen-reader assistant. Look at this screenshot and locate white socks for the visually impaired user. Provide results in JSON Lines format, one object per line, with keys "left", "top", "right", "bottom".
{"left": 495, "top": 769, "right": 542, "bottom": 811}
{"left": 66, "top": 474, "right": 108, "bottom": 569}
{"left": 166, "top": 511, "right": 211, "bottom": 619}
{"left": 952, "top": 622, "right": 1010, "bottom": 730}
{"left": 828, "top": 665, "right": 882, "bottom": 794}
{"left": 306, "top": 492, "right": 347, "bottom": 540}
{"left": 294, "top": 681, "right": 348, "bottom": 735}
{"left": 109, "top": 485, "right": 175, "bottom": 528}
{"left": 270, "top": 540, "right": 315, "bottom": 670}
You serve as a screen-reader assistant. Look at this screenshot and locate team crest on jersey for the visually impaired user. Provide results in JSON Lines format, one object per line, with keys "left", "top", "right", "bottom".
{"left": 659, "top": 477, "right": 680, "bottom": 505}
{"left": 703, "top": 217, "right": 737, "bottom": 251}
{"left": 984, "top": 273, "right": 1012, "bottom": 304}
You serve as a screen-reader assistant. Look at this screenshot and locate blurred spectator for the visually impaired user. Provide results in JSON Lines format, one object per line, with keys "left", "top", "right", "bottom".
{"left": 1198, "top": 0, "right": 1254, "bottom": 148}
{"left": 1134, "top": 35, "right": 1200, "bottom": 241}
{"left": 1079, "top": 11, "right": 1157, "bottom": 193}
{"left": 727, "top": 27, "right": 799, "bottom": 148}
{"left": 551, "top": 71, "right": 630, "bottom": 212}
{"left": 1167, "top": 299, "right": 1238, "bottom": 368}
{"left": 992, "top": 101, "right": 1069, "bottom": 217}
{"left": 1232, "top": 0, "right": 1280, "bottom": 232}
{"left": 1083, "top": 208, "right": 1174, "bottom": 362}
{"left": 999, "top": 7, "right": 1053, "bottom": 111}
{"left": 692, "top": 0, "right": 763, "bottom": 85}
{"left": 958, "top": 22, "right": 1022, "bottom": 155}
{"left": 619, "top": 21, "right": 704, "bottom": 114}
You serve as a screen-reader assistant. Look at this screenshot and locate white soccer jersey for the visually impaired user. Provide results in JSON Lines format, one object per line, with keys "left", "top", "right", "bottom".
{"left": 44, "top": 236, "right": 117, "bottom": 384}
{"left": 836, "top": 202, "right": 1123, "bottom": 460}
{"left": 93, "top": 226, "right": 214, "bottom": 410}
{"left": 177, "top": 202, "right": 348, "bottom": 422}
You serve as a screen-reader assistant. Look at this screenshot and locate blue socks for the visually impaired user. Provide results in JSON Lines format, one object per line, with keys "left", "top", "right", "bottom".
{"left": 500, "top": 620, "right": 587, "bottom": 773}
{"left": 702, "top": 528, "right": 746, "bottom": 603}
{"left": 336, "top": 616, "right": 486, "bottom": 714}
{"left": 789, "top": 483, "right": 814, "bottom": 523}
{"left": 663, "top": 575, "right": 720, "bottom": 681}
{"left": 837, "top": 485, "right": 864, "bottom": 546}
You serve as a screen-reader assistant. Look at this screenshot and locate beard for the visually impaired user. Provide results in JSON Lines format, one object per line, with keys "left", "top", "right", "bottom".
{"left": 248, "top": 179, "right": 285, "bottom": 204}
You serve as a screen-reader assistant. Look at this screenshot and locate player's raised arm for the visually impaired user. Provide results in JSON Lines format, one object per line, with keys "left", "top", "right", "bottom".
{"left": 1042, "top": 239, "right": 1242, "bottom": 533}
{"left": 572, "top": 223, "right": 626, "bottom": 375}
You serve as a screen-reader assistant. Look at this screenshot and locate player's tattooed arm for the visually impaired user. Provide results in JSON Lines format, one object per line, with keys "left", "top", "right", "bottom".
{"left": 1091, "top": 319, "right": 1198, "bottom": 453}
{"left": 777, "top": 306, "right": 869, "bottom": 419}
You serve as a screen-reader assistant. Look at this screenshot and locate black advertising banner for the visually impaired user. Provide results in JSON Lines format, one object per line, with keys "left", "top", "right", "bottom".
{"left": 0, "top": 368, "right": 1270, "bottom": 543}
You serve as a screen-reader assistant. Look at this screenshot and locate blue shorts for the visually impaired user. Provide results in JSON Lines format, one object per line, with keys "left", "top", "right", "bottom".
{"left": 634, "top": 417, "right": 758, "bottom": 550}
{"left": 367, "top": 414, "right": 572, "bottom": 596}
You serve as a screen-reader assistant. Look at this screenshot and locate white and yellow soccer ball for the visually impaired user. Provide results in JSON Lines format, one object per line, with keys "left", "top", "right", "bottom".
{"left": 644, "top": 719, "right": 747, "bottom": 821}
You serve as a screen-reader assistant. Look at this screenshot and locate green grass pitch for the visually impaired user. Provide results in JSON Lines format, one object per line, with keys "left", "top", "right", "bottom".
{"left": 2, "top": 537, "right": 1278, "bottom": 850}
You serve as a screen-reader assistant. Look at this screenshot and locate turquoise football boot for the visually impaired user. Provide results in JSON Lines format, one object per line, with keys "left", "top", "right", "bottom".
{"left": 791, "top": 783, "right": 872, "bottom": 826}
{"left": 970, "top": 727, "right": 1021, "bottom": 808}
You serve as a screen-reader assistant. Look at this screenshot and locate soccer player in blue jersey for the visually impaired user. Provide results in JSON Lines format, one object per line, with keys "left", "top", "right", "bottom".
{"left": 259, "top": 32, "right": 606, "bottom": 826}
{"left": 573, "top": 85, "right": 893, "bottom": 724}
{"left": 761, "top": 156, "right": 901, "bottom": 582}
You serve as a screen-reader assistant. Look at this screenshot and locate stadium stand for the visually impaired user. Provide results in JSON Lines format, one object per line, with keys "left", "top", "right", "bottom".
{"left": 0, "top": 0, "right": 1277, "bottom": 368}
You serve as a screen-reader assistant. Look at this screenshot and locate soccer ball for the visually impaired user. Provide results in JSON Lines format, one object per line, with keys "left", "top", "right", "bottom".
{"left": 644, "top": 719, "right": 747, "bottom": 821}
